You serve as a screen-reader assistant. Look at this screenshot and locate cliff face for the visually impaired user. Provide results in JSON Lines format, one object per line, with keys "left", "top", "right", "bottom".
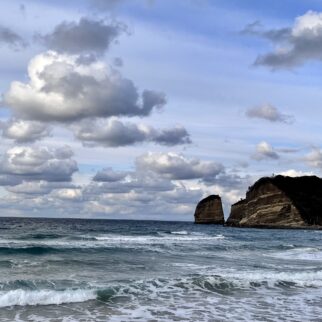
{"left": 194, "top": 195, "right": 225, "bottom": 224}
{"left": 226, "top": 176, "right": 322, "bottom": 228}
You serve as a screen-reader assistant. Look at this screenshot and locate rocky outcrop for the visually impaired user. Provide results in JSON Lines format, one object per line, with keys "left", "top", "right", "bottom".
{"left": 226, "top": 175, "right": 322, "bottom": 229}
{"left": 194, "top": 195, "right": 225, "bottom": 224}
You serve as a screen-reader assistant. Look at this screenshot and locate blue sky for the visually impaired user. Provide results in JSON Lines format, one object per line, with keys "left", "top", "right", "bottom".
{"left": 0, "top": 0, "right": 322, "bottom": 220}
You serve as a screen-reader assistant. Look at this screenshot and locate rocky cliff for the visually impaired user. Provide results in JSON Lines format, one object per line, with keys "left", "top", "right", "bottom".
{"left": 226, "top": 175, "right": 322, "bottom": 228}
{"left": 194, "top": 195, "right": 225, "bottom": 224}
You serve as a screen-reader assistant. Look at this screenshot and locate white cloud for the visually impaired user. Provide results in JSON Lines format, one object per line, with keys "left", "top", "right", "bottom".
{"left": 1, "top": 119, "right": 51, "bottom": 143}
{"left": 305, "top": 148, "right": 322, "bottom": 168}
{"left": 135, "top": 152, "right": 224, "bottom": 181}
{"left": 252, "top": 141, "right": 279, "bottom": 161}
{"left": 4, "top": 51, "right": 166, "bottom": 122}
{"left": 0, "top": 145, "right": 78, "bottom": 184}
{"left": 278, "top": 169, "right": 314, "bottom": 177}
{"left": 253, "top": 11, "right": 322, "bottom": 69}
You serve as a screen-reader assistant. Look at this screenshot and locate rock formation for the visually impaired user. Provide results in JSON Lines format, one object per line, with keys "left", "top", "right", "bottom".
{"left": 226, "top": 175, "right": 322, "bottom": 228}
{"left": 194, "top": 195, "right": 225, "bottom": 224}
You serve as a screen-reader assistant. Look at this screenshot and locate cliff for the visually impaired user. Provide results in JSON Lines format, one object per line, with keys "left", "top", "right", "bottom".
{"left": 226, "top": 175, "right": 322, "bottom": 228}
{"left": 194, "top": 195, "right": 225, "bottom": 224}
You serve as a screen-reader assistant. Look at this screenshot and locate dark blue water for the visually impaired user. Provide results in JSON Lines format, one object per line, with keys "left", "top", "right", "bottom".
{"left": 0, "top": 217, "right": 322, "bottom": 321}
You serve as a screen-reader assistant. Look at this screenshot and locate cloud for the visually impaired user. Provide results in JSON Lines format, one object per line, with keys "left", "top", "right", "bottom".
{"left": 93, "top": 167, "right": 127, "bottom": 182}
{"left": 38, "top": 17, "right": 125, "bottom": 56}
{"left": 0, "top": 25, "right": 27, "bottom": 50}
{"left": 51, "top": 188, "right": 83, "bottom": 201}
{"left": 278, "top": 169, "right": 314, "bottom": 177}
{"left": 89, "top": 0, "right": 153, "bottom": 11}
{"left": 248, "top": 11, "right": 322, "bottom": 69}
{"left": 1, "top": 119, "right": 51, "bottom": 143}
{"left": 241, "top": 20, "right": 291, "bottom": 42}
{"left": 73, "top": 118, "right": 191, "bottom": 147}
{"left": 4, "top": 51, "right": 166, "bottom": 122}
{"left": 252, "top": 141, "right": 279, "bottom": 160}
{"left": 0, "top": 146, "right": 78, "bottom": 185}
{"left": 6, "top": 181, "right": 76, "bottom": 195}
{"left": 246, "top": 104, "right": 294, "bottom": 123}
{"left": 135, "top": 152, "right": 224, "bottom": 181}
{"left": 305, "top": 148, "right": 322, "bottom": 168}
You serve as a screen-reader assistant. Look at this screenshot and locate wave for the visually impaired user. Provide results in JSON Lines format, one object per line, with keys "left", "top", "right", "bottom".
{"left": 0, "top": 234, "right": 227, "bottom": 252}
{"left": 2, "top": 268, "right": 322, "bottom": 309}
{"left": 170, "top": 231, "right": 189, "bottom": 235}
{"left": 0, "top": 289, "right": 96, "bottom": 308}
{"left": 269, "top": 247, "right": 322, "bottom": 261}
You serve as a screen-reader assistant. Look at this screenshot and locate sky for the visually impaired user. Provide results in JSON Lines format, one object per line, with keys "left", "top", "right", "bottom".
{"left": 1, "top": 0, "right": 322, "bottom": 220}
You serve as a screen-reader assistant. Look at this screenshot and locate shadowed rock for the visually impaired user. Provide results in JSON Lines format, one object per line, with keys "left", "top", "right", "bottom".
{"left": 194, "top": 195, "right": 225, "bottom": 224}
{"left": 226, "top": 175, "right": 322, "bottom": 229}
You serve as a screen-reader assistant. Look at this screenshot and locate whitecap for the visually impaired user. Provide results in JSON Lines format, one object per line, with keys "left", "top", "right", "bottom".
{"left": 0, "top": 289, "right": 96, "bottom": 308}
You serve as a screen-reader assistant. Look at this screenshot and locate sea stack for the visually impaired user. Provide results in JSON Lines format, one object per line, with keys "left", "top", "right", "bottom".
{"left": 226, "top": 175, "right": 322, "bottom": 229}
{"left": 194, "top": 195, "right": 225, "bottom": 224}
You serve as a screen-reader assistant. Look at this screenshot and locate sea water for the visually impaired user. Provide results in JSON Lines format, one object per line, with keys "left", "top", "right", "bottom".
{"left": 0, "top": 217, "right": 321, "bottom": 321}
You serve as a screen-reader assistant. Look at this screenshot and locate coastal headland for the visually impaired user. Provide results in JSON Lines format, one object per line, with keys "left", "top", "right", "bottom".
{"left": 195, "top": 175, "right": 322, "bottom": 229}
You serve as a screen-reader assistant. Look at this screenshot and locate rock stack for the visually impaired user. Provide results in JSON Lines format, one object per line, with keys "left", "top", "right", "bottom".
{"left": 194, "top": 195, "right": 225, "bottom": 224}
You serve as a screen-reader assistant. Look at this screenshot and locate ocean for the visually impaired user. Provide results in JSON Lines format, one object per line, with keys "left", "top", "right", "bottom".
{"left": 0, "top": 217, "right": 321, "bottom": 321}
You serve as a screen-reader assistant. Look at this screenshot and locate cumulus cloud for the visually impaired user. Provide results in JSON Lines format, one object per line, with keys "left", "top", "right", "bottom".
{"left": 4, "top": 51, "right": 166, "bottom": 122}
{"left": 38, "top": 17, "right": 125, "bottom": 56}
{"left": 1, "top": 119, "right": 51, "bottom": 143}
{"left": 248, "top": 11, "right": 322, "bottom": 69}
{"left": 135, "top": 152, "right": 224, "bottom": 181}
{"left": 51, "top": 188, "right": 83, "bottom": 201}
{"left": 305, "top": 148, "right": 322, "bottom": 168}
{"left": 246, "top": 104, "right": 294, "bottom": 124}
{"left": 252, "top": 141, "right": 279, "bottom": 160}
{"left": 93, "top": 167, "right": 128, "bottom": 182}
{"left": 0, "top": 25, "right": 27, "bottom": 50}
{"left": 73, "top": 118, "right": 191, "bottom": 147}
{"left": 0, "top": 146, "right": 78, "bottom": 185}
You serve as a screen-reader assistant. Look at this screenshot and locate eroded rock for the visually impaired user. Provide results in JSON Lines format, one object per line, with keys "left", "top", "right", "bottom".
{"left": 226, "top": 175, "right": 322, "bottom": 228}
{"left": 194, "top": 195, "right": 225, "bottom": 224}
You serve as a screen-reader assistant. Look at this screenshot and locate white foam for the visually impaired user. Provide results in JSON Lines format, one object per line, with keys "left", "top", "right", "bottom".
{"left": 170, "top": 231, "right": 189, "bottom": 235}
{"left": 0, "top": 234, "right": 226, "bottom": 249}
{"left": 0, "top": 289, "right": 96, "bottom": 308}
{"left": 270, "top": 247, "right": 322, "bottom": 261}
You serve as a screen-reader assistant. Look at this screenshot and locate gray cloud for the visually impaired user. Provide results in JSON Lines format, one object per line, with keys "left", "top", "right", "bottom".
{"left": 135, "top": 152, "right": 225, "bottom": 181}
{"left": 4, "top": 52, "right": 166, "bottom": 122}
{"left": 246, "top": 11, "right": 322, "bottom": 69}
{"left": 252, "top": 141, "right": 279, "bottom": 161}
{"left": 93, "top": 167, "right": 128, "bottom": 182}
{"left": 246, "top": 104, "right": 294, "bottom": 124}
{"left": 0, "top": 25, "right": 26, "bottom": 50}
{"left": 73, "top": 119, "right": 191, "bottom": 147}
{"left": 1, "top": 119, "right": 51, "bottom": 143}
{"left": 241, "top": 20, "right": 290, "bottom": 43}
{"left": 0, "top": 146, "right": 78, "bottom": 185}
{"left": 38, "top": 17, "right": 125, "bottom": 56}
{"left": 6, "top": 181, "right": 76, "bottom": 195}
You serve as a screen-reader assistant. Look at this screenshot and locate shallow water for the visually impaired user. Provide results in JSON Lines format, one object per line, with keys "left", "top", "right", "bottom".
{"left": 0, "top": 217, "right": 322, "bottom": 321}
